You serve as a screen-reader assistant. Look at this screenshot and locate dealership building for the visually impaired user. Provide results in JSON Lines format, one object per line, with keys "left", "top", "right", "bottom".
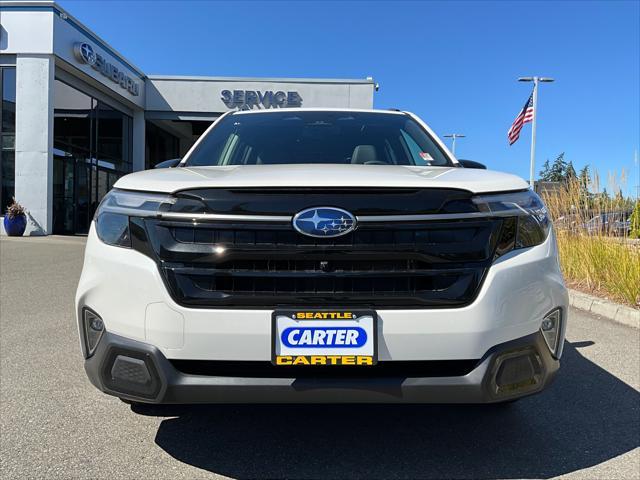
{"left": 0, "top": 1, "right": 376, "bottom": 235}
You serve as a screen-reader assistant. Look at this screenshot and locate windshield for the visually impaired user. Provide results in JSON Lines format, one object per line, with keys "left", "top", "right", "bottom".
{"left": 184, "top": 111, "right": 452, "bottom": 167}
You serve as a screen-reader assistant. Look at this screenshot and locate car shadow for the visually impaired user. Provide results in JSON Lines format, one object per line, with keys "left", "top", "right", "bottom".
{"left": 137, "top": 341, "right": 639, "bottom": 479}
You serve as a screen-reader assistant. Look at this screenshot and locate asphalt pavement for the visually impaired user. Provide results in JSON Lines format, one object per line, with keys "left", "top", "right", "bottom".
{"left": 1, "top": 235, "right": 638, "bottom": 479}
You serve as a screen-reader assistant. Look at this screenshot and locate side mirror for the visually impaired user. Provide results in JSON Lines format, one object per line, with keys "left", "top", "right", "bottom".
{"left": 154, "top": 158, "right": 182, "bottom": 169}
{"left": 458, "top": 159, "right": 487, "bottom": 169}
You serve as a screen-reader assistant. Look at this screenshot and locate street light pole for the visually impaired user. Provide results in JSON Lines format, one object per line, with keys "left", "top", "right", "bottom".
{"left": 444, "top": 134, "right": 465, "bottom": 156}
{"left": 518, "top": 76, "right": 554, "bottom": 188}
{"left": 529, "top": 78, "right": 539, "bottom": 188}
{"left": 635, "top": 149, "right": 639, "bottom": 202}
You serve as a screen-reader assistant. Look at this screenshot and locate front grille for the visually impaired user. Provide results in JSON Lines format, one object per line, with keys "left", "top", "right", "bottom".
{"left": 142, "top": 216, "right": 506, "bottom": 308}
{"left": 169, "top": 360, "right": 479, "bottom": 378}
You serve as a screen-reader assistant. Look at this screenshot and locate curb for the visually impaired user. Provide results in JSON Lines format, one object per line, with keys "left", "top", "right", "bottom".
{"left": 568, "top": 289, "right": 639, "bottom": 329}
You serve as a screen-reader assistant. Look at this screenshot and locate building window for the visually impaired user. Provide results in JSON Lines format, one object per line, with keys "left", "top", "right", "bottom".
{"left": 53, "top": 79, "right": 133, "bottom": 234}
{"left": 1, "top": 67, "right": 16, "bottom": 213}
{"left": 145, "top": 121, "right": 180, "bottom": 169}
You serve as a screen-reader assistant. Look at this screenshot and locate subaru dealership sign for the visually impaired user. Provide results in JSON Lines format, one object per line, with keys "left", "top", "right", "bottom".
{"left": 73, "top": 42, "right": 140, "bottom": 96}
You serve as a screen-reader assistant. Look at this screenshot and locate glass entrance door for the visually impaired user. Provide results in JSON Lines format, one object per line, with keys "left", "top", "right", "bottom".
{"left": 53, "top": 152, "right": 94, "bottom": 234}
{"left": 53, "top": 153, "right": 74, "bottom": 234}
{"left": 75, "top": 160, "right": 91, "bottom": 234}
{"left": 52, "top": 80, "right": 132, "bottom": 234}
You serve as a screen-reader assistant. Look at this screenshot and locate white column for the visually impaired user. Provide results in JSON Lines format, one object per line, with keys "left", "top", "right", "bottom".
{"left": 14, "top": 55, "right": 54, "bottom": 235}
{"left": 132, "top": 109, "right": 145, "bottom": 172}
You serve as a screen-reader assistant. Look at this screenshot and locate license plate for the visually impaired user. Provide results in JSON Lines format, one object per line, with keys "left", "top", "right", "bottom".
{"left": 272, "top": 310, "right": 377, "bottom": 366}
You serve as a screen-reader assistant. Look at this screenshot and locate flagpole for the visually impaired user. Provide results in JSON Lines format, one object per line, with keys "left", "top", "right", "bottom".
{"left": 518, "top": 76, "right": 554, "bottom": 189}
{"left": 529, "top": 78, "right": 539, "bottom": 188}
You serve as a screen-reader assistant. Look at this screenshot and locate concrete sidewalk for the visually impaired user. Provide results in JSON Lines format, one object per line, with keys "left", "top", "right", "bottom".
{"left": 568, "top": 289, "right": 640, "bottom": 329}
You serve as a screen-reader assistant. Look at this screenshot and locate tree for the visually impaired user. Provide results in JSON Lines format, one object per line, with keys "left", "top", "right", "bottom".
{"left": 593, "top": 188, "right": 611, "bottom": 210}
{"left": 538, "top": 153, "right": 570, "bottom": 182}
{"left": 614, "top": 189, "right": 624, "bottom": 202}
{"left": 549, "top": 153, "right": 568, "bottom": 182}
{"left": 565, "top": 161, "right": 577, "bottom": 181}
{"left": 578, "top": 165, "right": 590, "bottom": 189}
{"left": 577, "top": 165, "right": 593, "bottom": 208}
{"left": 539, "top": 159, "right": 552, "bottom": 181}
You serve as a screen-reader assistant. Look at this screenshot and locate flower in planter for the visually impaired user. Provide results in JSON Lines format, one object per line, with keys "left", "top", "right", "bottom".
{"left": 5, "top": 198, "right": 26, "bottom": 219}
{"left": 3, "top": 199, "right": 28, "bottom": 236}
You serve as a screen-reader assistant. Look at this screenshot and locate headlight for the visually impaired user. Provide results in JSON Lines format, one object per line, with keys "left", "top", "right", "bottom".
{"left": 473, "top": 190, "right": 551, "bottom": 249}
{"left": 96, "top": 212, "right": 131, "bottom": 247}
{"left": 94, "top": 189, "right": 176, "bottom": 247}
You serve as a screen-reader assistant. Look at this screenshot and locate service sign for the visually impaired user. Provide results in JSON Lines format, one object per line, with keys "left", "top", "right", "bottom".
{"left": 272, "top": 310, "right": 377, "bottom": 366}
{"left": 221, "top": 89, "right": 302, "bottom": 109}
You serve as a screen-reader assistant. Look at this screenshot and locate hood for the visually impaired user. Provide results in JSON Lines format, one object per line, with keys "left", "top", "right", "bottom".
{"left": 114, "top": 164, "right": 528, "bottom": 194}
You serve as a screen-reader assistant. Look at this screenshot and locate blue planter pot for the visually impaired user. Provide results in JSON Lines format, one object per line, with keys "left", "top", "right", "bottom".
{"left": 3, "top": 214, "right": 27, "bottom": 236}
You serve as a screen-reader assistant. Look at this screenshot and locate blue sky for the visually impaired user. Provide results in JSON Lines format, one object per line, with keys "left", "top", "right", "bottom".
{"left": 60, "top": 0, "right": 640, "bottom": 195}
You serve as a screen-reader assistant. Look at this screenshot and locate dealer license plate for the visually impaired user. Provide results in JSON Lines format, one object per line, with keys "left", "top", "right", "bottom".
{"left": 272, "top": 310, "right": 377, "bottom": 366}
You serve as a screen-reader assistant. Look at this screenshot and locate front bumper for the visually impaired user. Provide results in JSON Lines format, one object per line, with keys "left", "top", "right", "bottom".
{"left": 76, "top": 226, "right": 568, "bottom": 362}
{"left": 85, "top": 330, "right": 559, "bottom": 404}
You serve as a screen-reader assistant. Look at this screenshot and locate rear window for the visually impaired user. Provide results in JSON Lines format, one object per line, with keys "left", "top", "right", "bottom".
{"left": 185, "top": 111, "right": 452, "bottom": 167}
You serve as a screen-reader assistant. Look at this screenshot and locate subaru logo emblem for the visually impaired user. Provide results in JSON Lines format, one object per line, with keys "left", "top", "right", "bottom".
{"left": 74, "top": 42, "right": 97, "bottom": 66}
{"left": 293, "top": 207, "right": 357, "bottom": 238}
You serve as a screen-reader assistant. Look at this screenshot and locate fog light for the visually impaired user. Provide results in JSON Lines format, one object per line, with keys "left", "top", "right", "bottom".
{"left": 540, "top": 308, "right": 562, "bottom": 358}
{"left": 83, "top": 308, "right": 105, "bottom": 357}
{"left": 89, "top": 316, "right": 104, "bottom": 331}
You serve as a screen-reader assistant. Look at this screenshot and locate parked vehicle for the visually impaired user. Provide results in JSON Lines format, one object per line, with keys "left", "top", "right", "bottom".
{"left": 584, "top": 212, "right": 632, "bottom": 236}
{"left": 553, "top": 214, "right": 582, "bottom": 233}
{"left": 76, "top": 109, "right": 568, "bottom": 405}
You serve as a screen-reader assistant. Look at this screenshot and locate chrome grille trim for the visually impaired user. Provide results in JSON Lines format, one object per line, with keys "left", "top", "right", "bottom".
{"left": 156, "top": 212, "right": 292, "bottom": 222}
{"left": 155, "top": 211, "right": 513, "bottom": 223}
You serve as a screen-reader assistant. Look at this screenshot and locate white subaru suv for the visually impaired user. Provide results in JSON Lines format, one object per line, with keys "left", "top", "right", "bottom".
{"left": 76, "top": 109, "right": 568, "bottom": 404}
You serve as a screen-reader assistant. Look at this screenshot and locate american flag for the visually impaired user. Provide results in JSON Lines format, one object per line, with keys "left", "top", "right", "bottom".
{"left": 508, "top": 91, "right": 535, "bottom": 145}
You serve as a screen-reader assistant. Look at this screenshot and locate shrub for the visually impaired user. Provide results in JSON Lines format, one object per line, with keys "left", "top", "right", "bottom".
{"left": 541, "top": 175, "right": 639, "bottom": 307}
{"left": 556, "top": 231, "right": 640, "bottom": 306}
{"left": 630, "top": 200, "right": 640, "bottom": 239}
